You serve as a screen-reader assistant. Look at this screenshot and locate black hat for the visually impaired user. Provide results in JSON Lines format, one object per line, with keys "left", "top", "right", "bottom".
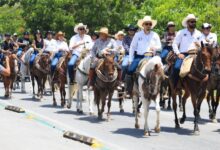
{"left": 5, "top": 33, "right": 11, "bottom": 37}
{"left": 46, "top": 30, "right": 53, "bottom": 35}
{"left": 35, "top": 30, "right": 41, "bottom": 35}
{"left": 125, "top": 24, "right": 138, "bottom": 31}
{"left": 23, "top": 31, "right": 30, "bottom": 35}
{"left": 202, "top": 23, "right": 212, "bottom": 29}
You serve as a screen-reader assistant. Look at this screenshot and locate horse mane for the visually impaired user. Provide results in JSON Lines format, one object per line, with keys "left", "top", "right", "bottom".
{"left": 140, "top": 56, "right": 163, "bottom": 76}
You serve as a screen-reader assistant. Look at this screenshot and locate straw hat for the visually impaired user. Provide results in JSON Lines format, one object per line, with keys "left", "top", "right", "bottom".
{"left": 182, "top": 14, "right": 197, "bottom": 27}
{"left": 97, "top": 27, "right": 111, "bottom": 36}
{"left": 56, "top": 31, "right": 64, "bottom": 36}
{"left": 115, "top": 31, "right": 126, "bottom": 39}
{"left": 137, "top": 16, "right": 157, "bottom": 29}
{"left": 74, "top": 23, "right": 89, "bottom": 33}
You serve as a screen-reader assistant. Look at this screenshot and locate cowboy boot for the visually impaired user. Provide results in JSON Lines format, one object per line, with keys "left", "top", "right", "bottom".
{"left": 69, "top": 69, "right": 77, "bottom": 85}
{"left": 88, "top": 68, "right": 95, "bottom": 90}
{"left": 125, "top": 74, "right": 133, "bottom": 97}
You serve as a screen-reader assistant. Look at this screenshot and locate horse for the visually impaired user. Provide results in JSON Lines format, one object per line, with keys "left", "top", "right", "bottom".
{"left": 169, "top": 42, "right": 213, "bottom": 135}
{"left": 2, "top": 53, "right": 18, "bottom": 98}
{"left": 133, "top": 56, "right": 164, "bottom": 136}
{"left": 207, "top": 47, "right": 220, "bottom": 122}
{"left": 30, "top": 53, "right": 51, "bottom": 101}
{"left": 94, "top": 54, "right": 118, "bottom": 120}
{"left": 51, "top": 52, "right": 71, "bottom": 107}
{"left": 67, "top": 54, "right": 93, "bottom": 114}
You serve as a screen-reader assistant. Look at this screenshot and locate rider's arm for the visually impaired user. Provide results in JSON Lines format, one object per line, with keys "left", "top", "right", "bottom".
{"left": 151, "top": 33, "right": 162, "bottom": 51}
{"left": 213, "top": 33, "right": 218, "bottom": 48}
{"left": 69, "top": 36, "right": 84, "bottom": 51}
{"left": 17, "top": 38, "right": 26, "bottom": 46}
{"left": 129, "top": 33, "right": 138, "bottom": 63}
{"left": 172, "top": 31, "right": 182, "bottom": 55}
{"left": 32, "top": 40, "right": 37, "bottom": 50}
{"left": 0, "top": 56, "right": 10, "bottom": 76}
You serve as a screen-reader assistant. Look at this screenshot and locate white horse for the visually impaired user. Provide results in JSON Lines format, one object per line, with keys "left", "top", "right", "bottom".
{"left": 67, "top": 55, "right": 94, "bottom": 114}
{"left": 133, "top": 56, "right": 164, "bottom": 136}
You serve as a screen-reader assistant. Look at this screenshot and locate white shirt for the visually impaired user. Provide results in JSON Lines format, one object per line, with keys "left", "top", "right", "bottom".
{"left": 172, "top": 28, "right": 202, "bottom": 55}
{"left": 56, "top": 40, "right": 69, "bottom": 52}
{"left": 44, "top": 38, "right": 57, "bottom": 52}
{"left": 69, "top": 34, "right": 92, "bottom": 56}
{"left": 115, "top": 40, "right": 124, "bottom": 52}
{"left": 129, "top": 30, "right": 161, "bottom": 62}
{"left": 200, "top": 32, "right": 217, "bottom": 47}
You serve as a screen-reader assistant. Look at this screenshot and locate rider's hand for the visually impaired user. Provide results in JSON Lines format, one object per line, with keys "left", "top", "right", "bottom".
{"left": 103, "top": 49, "right": 110, "bottom": 56}
{"left": 202, "top": 74, "right": 209, "bottom": 82}
{"left": 149, "top": 47, "right": 156, "bottom": 51}
{"left": 178, "top": 54, "right": 185, "bottom": 59}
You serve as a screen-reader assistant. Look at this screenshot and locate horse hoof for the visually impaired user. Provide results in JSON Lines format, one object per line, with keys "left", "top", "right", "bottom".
{"left": 155, "top": 127, "right": 160, "bottom": 133}
{"left": 98, "top": 114, "right": 103, "bottom": 120}
{"left": 89, "top": 112, "right": 94, "bottom": 116}
{"left": 144, "top": 131, "right": 150, "bottom": 136}
{"left": 179, "top": 106, "right": 183, "bottom": 112}
{"left": 180, "top": 118, "right": 185, "bottom": 124}
{"left": 61, "top": 103, "right": 65, "bottom": 107}
{"left": 138, "top": 113, "right": 141, "bottom": 118}
{"left": 135, "top": 123, "right": 140, "bottom": 129}
{"left": 193, "top": 131, "right": 200, "bottom": 136}
{"left": 22, "top": 91, "right": 26, "bottom": 93}
{"left": 120, "top": 109, "right": 124, "bottom": 113}
{"left": 167, "top": 106, "right": 172, "bottom": 110}
{"left": 79, "top": 110, "right": 83, "bottom": 114}
{"left": 212, "top": 118, "right": 218, "bottom": 123}
{"left": 53, "top": 102, "right": 57, "bottom": 107}
{"left": 175, "top": 124, "right": 180, "bottom": 129}
{"left": 67, "top": 104, "right": 71, "bottom": 109}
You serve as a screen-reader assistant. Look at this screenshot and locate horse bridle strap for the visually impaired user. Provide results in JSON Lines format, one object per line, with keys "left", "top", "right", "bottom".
{"left": 96, "top": 69, "right": 118, "bottom": 82}
{"left": 77, "top": 67, "right": 88, "bottom": 76}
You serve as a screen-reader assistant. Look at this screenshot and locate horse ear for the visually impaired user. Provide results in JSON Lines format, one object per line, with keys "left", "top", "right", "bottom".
{"left": 201, "top": 41, "right": 204, "bottom": 48}
{"left": 154, "top": 64, "right": 159, "bottom": 72}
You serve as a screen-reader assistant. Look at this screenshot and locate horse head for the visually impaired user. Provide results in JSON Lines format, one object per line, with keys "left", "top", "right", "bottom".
{"left": 39, "top": 53, "right": 51, "bottom": 73}
{"left": 102, "top": 54, "right": 115, "bottom": 80}
{"left": 200, "top": 41, "right": 213, "bottom": 73}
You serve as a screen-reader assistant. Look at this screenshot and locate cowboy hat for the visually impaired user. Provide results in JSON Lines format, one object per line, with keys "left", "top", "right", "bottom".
{"left": 115, "top": 31, "right": 126, "bottom": 39}
{"left": 56, "top": 31, "right": 64, "bottom": 36}
{"left": 125, "top": 24, "right": 138, "bottom": 31}
{"left": 182, "top": 14, "right": 197, "bottom": 27}
{"left": 74, "top": 23, "right": 89, "bottom": 33}
{"left": 137, "top": 16, "right": 157, "bottom": 29}
{"left": 202, "top": 23, "right": 212, "bottom": 29}
{"left": 97, "top": 27, "right": 111, "bottom": 36}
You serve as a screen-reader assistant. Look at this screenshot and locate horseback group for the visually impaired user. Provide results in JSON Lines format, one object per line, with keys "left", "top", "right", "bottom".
{"left": 0, "top": 13, "right": 219, "bottom": 136}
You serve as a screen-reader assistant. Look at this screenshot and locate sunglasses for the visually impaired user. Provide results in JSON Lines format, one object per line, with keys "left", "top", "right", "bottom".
{"left": 78, "top": 28, "right": 85, "bottom": 31}
{"left": 189, "top": 21, "right": 196, "bottom": 24}
{"left": 143, "top": 23, "right": 152, "bottom": 26}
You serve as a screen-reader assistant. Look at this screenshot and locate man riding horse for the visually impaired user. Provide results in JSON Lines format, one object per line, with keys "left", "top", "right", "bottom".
{"left": 68, "top": 23, "right": 92, "bottom": 85}
{"left": 88, "top": 27, "right": 122, "bottom": 89}
{"left": 125, "top": 16, "right": 161, "bottom": 95}
{"left": 200, "top": 23, "right": 217, "bottom": 48}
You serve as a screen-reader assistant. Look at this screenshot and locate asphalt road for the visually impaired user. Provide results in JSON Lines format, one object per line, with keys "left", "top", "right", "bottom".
{"left": 0, "top": 81, "right": 219, "bottom": 150}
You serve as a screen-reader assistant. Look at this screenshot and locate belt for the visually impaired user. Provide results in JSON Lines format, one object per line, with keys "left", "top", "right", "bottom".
{"left": 144, "top": 52, "right": 153, "bottom": 57}
{"left": 188, "top": 49, "right": 198, "bottom": 55}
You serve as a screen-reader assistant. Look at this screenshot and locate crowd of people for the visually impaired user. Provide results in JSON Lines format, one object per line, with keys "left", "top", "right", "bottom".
{"left": 0, "top": 13, "right": 218, "bottom": 93}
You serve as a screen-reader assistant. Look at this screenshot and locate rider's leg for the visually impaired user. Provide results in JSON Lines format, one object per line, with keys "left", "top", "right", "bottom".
{"left": 29, "top": 51, "right": 38, "bottom": 68}
{"left": 68, "top": 54, "right": 78, "bottom": 84}
{"left": 88, "top": 60, "right": 98, "bottom": 89}
{"left": 51, "top": 53, "right": 59, "bottom": 76}
{"left": 172, "top": 58, "right": 183, "bottom": 87}
{"left": 121, "top": 55, "right": 129, "bottom": 81}
{"left": 160, "top": 48, "right": 169, "bottom": 64}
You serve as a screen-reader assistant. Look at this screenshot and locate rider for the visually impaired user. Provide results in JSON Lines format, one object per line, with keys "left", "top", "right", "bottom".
{"left": 114, "top": 30, "right": 125, "bottom": 62}
{"left": 126, "top": 16, "right": 161, "bottom": 92}
{"left": 30, "top": 30, "right": 45, "bottom": 68}
{"left": 51, "top": 31, "right": 69, "bottom": 76}
{"left": 17, "top": 31, "right": 32, "bottom": 58}
{"left": 88, "top": 27, "right": 120, "bottom": 89}
{"left": 160, "top": 21, "right": 176, "bottom": 64}
{"left": 172, "top": 14, "right": 202, "bottom": 87}
{"left": 44, "top": 31, "right": 57, "bottom": 53}
{"left": 121, "top": 24, "right": 138, "bottom": 80}
{"left": 0, "top": 56, "right": 10, "bottom": 77}
{"left": 68, "top": 23, "right": 92, "bottom": 84}
{"left": 200, "top": 23, "right": 217, "bottom": 48}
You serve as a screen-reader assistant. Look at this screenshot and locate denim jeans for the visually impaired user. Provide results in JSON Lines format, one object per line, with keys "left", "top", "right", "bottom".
{"left": 51, "top": 51, "right": 64, "bottom": 74}
{"left": 121, "top": 55, "right": 129, "bottom": 80}
{"left": 29, "top": 50, "right": 39, "bottom": 67}
{"left": 68, "top": 54, "right": 78, "bottom": 81}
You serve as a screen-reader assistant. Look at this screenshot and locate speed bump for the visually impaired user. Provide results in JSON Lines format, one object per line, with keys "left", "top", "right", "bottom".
{"left": 5, "top": 105, "right": 25, "bottom": 113}
{"left": 63, "top": 131, "right": 96, "bottom": 145}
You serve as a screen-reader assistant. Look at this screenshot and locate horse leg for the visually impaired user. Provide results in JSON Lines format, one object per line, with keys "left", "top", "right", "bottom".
{"left": 178, "top": 92, "right": 183, "bottom": 111}
{"left": 212, "top": 90, "right": 219, "bottom": 123}
{"left": 100, "top": 94, "right": 106, "bottom": 120}
{"left": 134, "top": 94, "right": 140, "bottom": 129}
{"left": 191, "top": 93, "right": 200, "bottom": 135}
{"left": 207, "top": 91, "right": 212, "bottom": 119}
{"left": 88, "top": 88, "right": 94, "bottom": 115}
{"left": 96, "top": 91, "right": 102, "bottom": 119}
{"left": 119, "top": 96, "right": 124, "bottom": 113}
{"left": 107, "top": 92, "right": 114, "bottom": 121}
{"left": 52, "top": 83, "right": 57, "bottom": 106}
{"left": 143, "top": 99, "right": 151, "bottom": 136}
{"left": 31, "top": 75, "right": 36, "bottom": 99}
{"left": 60, "top": 86, "right": 65, "bottom": 107}
{"left": 63, "top": 87, "right": 66, "bottom": 107}
{"left": 76, "top": 86, "right": 83, "bottom": 114}
{"left": 155, "top": 98, "right": 161, "bottom": 133}
{"left": 172, "top": 92, "right": 180, "bottom": 128}
{"left": 180, "top": 89, "right": 190, "bottom": 124}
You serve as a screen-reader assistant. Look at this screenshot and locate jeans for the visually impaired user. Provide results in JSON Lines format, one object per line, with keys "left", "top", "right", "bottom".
{"left": 51, "top": 51, "right": 64, "bottom": 75}
{"left": 17, "top": 48, "right": 23, "bottom": 58}
{"left": 121, "top": 55, "right": 129, "bottom": 80}
{"left": 29, "top": 50, "right": 39, "bottom": 67}
{"left": 68, "top": 54, "right": 78, "bottom": 81}
{"left": 160, "top": 46, "right": 172, "bottom": 64}
{"left": 127, "top": 55, "right": 152, "bottom": 75}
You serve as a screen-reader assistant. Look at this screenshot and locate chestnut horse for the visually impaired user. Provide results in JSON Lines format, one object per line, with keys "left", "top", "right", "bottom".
{"left": 30, "top": 53, "right": 51, "bottom": 101}
{"left": 2, "top": 54, "right": 18, "bottom": 98}
{"left": 51, "top": 52, "right": 71, "bottom": 107}
{"left": 94, "top": 54, "right": 118, "bottom": 120}
{"left": 169, "top": 42, "right": 213, "bottom": 135}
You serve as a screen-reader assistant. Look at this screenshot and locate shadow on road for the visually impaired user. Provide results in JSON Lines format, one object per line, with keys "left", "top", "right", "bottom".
{"left": 112, "top": 128, "right": 148, "bottom": 138}
{"left": 20, "top": 97, "right": 41, "bottom": 102}
{"left": 55, "top": 110, "right": 86, "bottom": 116}
{"left": 111, "top": 111, "right": 134, "bottom": 117}
{"left": 41, "top": 104, "right": 62, "bottom": 109}
{"left": 185, "top": 117, "right": 210, "bottom": 124}
{"left": 77, "top": 116, "right": 104, "bottom": 124}
{"left": 213, "top": 129, "right": 220, "bottom": 134}
{"left": 161, "top": 126, "right": 192, "bottom": 135}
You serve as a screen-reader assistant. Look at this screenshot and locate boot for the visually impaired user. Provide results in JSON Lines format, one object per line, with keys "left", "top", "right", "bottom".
{"left": 88, "top": 68, "right": 95, "bottom": 90}
{"left": 21, "top": 77, "right": 26, "bottom": 93}
{"left": 125, "top": 74, "right": 133, "bottom": 97}
{"left": 69, "top": 70, "right": 77, "bottom": 85}
{"left": 117, "top": 69, "right": 123, "bottom": 90}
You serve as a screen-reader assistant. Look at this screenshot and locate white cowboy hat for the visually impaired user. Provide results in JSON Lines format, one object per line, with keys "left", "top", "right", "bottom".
{"left": 115, "top": 30, "right": 126, "bottom": 39}
{"left": 97, "top": 27, "right": 111, "bottom": 36}
{"left": 137, "top": 16, "right": 157, "bottom": 29}
{"left": 74, "top": 23, "right": 89, "bottom": 33}
{"left": 182, "top": 14, "right": 197, "bottom": 27}
{"left": 202, "top": 23, "right": 212, "bottom": 29}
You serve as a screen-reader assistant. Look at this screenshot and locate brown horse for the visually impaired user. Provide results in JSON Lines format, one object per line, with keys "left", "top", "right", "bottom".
{"left": 94, "top": 54, "right": 118, "bottom": 120}
{"left": 169, "top": 42, "right": 213, "bottom": 135}
{"left": 207, "top": 47, "right": 220, "bottom": 122}
{"left": 2, "top": 54, "right": 18, "bottom": 98}
{"left": 30, "top": 53, "right": 51, "bottom": 100}
{"left": 51, "top": 52, "right": 71, "bottom": 107}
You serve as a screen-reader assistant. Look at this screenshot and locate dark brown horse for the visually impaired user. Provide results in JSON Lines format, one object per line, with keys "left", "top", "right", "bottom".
{"left": 51, "top": 52, "right": 71, "bottom": 107}
{"left": 2, "top": 54, "right": 18, "bottom": 98}
{"left": 169, "top": 42, "right": 213, "bottom": 135}
{"left": 30, "top": 53, "right": 51, "bottom": 101}
{"left": 94, "top": 54, "right": 118, "bottom": 120}
{"left": 207, "top": 46, "right": 220, "bottom": 122}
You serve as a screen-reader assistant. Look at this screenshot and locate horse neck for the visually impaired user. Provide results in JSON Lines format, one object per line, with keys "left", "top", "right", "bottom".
{"left": 83, "top": 56, "right": 91, "bottom": 73}
{"left": 195, "top": 50, "right": 204, "bottom": 70}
